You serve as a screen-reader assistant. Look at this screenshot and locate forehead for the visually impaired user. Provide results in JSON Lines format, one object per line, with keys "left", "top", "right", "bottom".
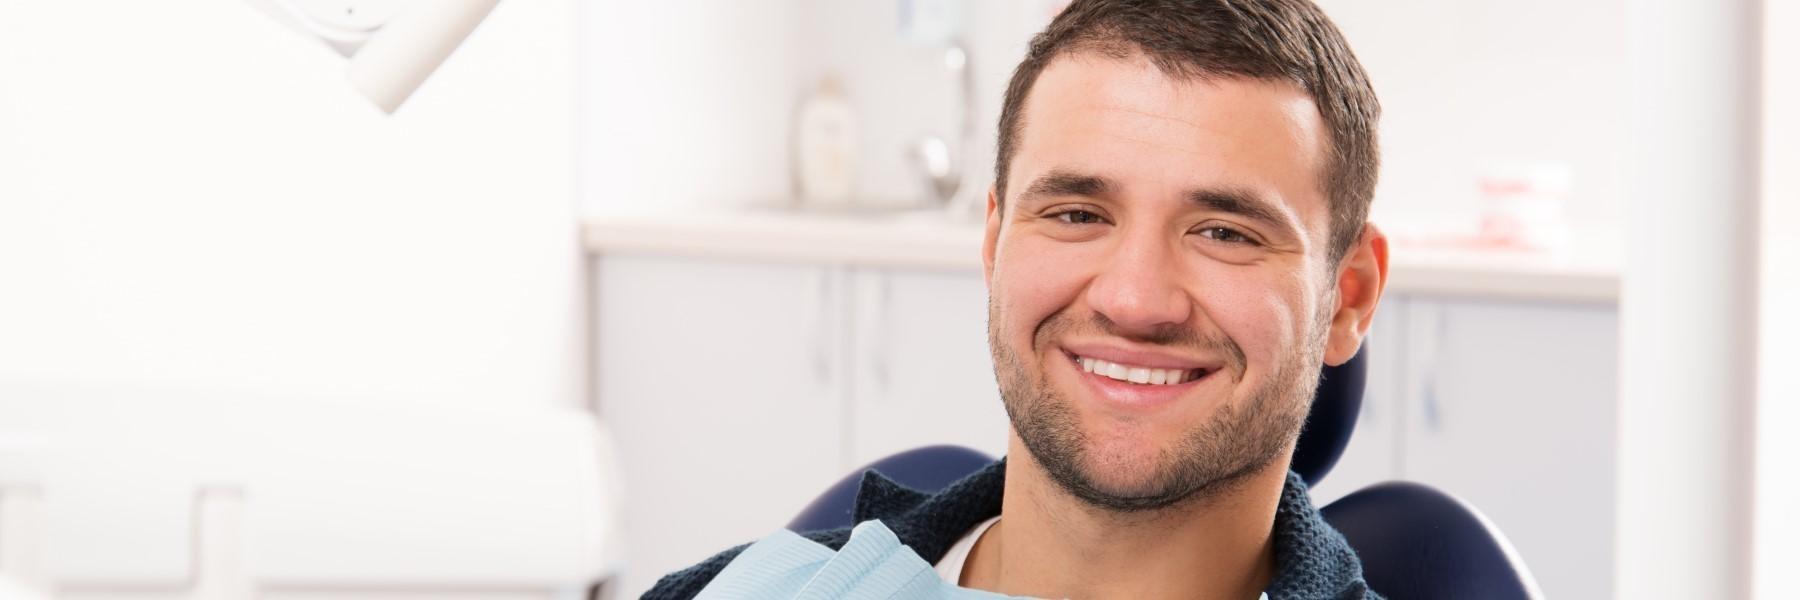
{"left": 1011, "top": 52, "right": 1330, "bottom": 230}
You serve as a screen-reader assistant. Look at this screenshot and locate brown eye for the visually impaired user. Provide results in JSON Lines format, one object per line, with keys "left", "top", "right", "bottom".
{"left": 1057, "top": 210, "right": 1104, "bottom": 225}
{"left": 1199, "top": 226, "right": 1257, "bottom": 245}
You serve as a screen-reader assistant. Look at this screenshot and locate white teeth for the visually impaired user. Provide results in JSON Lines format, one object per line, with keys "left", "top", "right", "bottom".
{"left": 1077, "top": 356, "right": 1198, "bottom": 386}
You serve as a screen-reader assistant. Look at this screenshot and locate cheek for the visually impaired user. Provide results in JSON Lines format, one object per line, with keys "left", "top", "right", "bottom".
{"left": 1190, "top": 263, "right": 1309, "bottom": 372}
{"left": 993, "top": 235, "right": 1097, "bottom": 347}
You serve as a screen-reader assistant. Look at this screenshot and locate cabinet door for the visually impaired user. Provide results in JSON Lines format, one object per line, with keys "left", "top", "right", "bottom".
{"left": 1401, "top": 299, "right": 1618, "bottom": 600}
{"left": 594, "top": 255, "right": 847, "bottom": 597}
{"left": 1305, "top": 296, "right": 1407, "bottom": 505}
{"left": 847, "top": 269, "right": 1011, "bottom": 467}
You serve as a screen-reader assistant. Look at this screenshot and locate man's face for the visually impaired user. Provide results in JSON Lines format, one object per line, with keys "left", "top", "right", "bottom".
{"left": 984, "top": 52, "right": 1341, "bottom": 512}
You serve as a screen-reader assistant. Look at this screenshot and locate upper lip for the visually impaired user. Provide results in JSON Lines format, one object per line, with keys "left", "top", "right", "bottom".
{"left": 1060, "top": 341, "right": 1222, "bottom": 372}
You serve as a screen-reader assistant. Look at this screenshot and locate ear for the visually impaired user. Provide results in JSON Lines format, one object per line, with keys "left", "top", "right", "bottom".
{"left": 1323, "top": 223, "right": 1389, "bottom": 366}
{"left": 982, "top": 186, "right": 1002, "bottom": 286}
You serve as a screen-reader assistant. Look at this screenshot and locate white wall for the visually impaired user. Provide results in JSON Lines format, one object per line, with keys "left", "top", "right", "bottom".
{"left": 1323, "top": 0, "right": 1630, "bottom": 228}
{"left": 792, "top": 0, "right": 1049, "bottom": 207}
{"left": 1755, "top": 1, "right": 1799, "bottom": 597}
{"left": 581, "top": 0, "right": 1635, "bottom": 227}
{"left": 790, "top": 0, "right": 1634, "bottom": 224}
{"left": 576, "top": 0, "right": 1056, "bottom": 214}
{"left": 0, "top": 0, "right": 580, "bottom": 409}
{"left": 579, "top": 0, "right": 800, "bottom": 214}
{"left": 1616, "top": 0, "right": 1758, "bottom": 597}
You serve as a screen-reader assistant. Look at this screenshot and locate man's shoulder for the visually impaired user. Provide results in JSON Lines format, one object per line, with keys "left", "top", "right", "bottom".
{"left": 638, "top": 528, "right": 851, "bottom": 600}
{"left": 637, "top": 460, "right": 1008, "bottom": 599}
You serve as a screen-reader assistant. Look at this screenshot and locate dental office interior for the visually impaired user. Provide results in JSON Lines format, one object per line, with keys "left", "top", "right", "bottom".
{"left": 0, "top": 0, "right": 1793, "bottom": 598}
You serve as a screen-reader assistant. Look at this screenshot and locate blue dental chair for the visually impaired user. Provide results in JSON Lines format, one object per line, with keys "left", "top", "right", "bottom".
{"left": 787, "top": 348, "right": 1542, "bottom": 600}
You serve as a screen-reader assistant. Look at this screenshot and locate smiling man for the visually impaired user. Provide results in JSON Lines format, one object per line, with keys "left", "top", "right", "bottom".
{"left": 646, "top": 1, "right": 1386, "bottom": 598}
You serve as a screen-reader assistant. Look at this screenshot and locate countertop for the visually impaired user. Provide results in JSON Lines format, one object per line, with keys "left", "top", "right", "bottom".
{"left": 582, "top": 209, "right": 1621, "bottom": 304}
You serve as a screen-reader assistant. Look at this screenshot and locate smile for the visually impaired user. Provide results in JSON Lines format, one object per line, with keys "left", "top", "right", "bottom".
{"left": 1057, "top": 342, "right": 1225, "bottom": 410}
{"left": 1073, "top": 355, "right": 1205, "bottom": 386}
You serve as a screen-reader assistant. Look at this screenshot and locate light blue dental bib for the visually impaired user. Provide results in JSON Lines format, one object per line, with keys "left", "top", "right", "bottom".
{"left": 696, "top": 520, "right": 1268, "bottom": 600}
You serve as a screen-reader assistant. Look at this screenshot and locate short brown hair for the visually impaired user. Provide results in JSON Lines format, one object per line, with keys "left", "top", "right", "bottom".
{"left": 995, "top": 0, "right": 1380, "bottom": 262}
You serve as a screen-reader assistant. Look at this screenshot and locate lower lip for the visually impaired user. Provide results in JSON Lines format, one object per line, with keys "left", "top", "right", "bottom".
{"left": 1066, "top": 353, "right": 1213, "bottom": 411}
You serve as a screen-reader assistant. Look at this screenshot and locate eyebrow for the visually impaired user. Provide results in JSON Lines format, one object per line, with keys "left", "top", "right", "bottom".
{"left": 1186, "top": 188, "right": 1291, "bottom": 233}
{"left": 1021, "top": 170, "right": 1113, "bottom": 200}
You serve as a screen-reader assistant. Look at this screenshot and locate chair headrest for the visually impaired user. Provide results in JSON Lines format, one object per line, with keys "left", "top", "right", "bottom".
{"left": 1291, "top": 345, "right": 1367, "bottom": 487}
{"left": 1320, "top": 481, "right": 1542, "bottom": 599}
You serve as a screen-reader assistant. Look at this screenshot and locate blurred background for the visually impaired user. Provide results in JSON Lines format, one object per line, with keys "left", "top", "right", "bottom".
{"left": 0, "top": 0, "right": 1790, "bottom": 599}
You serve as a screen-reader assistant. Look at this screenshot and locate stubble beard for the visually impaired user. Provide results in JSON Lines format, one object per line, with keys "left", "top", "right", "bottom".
{"left": 989, "top": 302, "right": 1328, "bottom": 514}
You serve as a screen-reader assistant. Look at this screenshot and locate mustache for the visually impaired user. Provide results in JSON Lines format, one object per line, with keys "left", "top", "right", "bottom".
{"left": 1033, "top": 310, "right": 1247, "bottom": 379}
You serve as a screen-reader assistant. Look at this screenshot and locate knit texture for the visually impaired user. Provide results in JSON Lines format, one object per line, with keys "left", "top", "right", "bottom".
{"left": 641, "top": 458, "right": 1378, "bottom": 600}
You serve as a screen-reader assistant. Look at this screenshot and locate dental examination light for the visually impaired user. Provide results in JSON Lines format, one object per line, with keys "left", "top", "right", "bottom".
{"left": 248, "top": 0, "right": 499, "bottom": 113}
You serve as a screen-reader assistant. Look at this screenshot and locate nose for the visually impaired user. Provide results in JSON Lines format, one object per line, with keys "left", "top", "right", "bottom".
{"left": 1084, "top": 227, "right": 1193, "bottom": 336}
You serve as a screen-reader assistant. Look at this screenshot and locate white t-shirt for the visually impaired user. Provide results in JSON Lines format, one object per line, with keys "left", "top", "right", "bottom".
{"left": 932, "top": 517, "right": 1270, "bottom": 600}
{"left": 934, "top": 516, "right": 1001, "bottom": 584}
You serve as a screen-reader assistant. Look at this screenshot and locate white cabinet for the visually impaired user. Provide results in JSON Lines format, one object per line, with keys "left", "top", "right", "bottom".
{"left": 846, "top": 269, "right": 1010, "bottom": 466}
{"left": 1306, "top": 295, "right": 1618, "bottom": 600}
{"left": 594, "top": 257, "right": 1009, "bottom": 597}
{"left": 594, "top": 254, "right": 849, "bottom": 597}
{"left": 1399, "top": 299, "right": 1617, "bottom": 600}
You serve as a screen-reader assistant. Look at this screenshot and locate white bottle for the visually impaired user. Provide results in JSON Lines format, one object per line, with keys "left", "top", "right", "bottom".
{"left": 795, "top": 76, "right": 859, "bottom": 208}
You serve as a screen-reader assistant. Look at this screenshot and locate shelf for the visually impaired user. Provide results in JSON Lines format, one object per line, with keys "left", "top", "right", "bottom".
{"left": 582, "top": 210, "right": 1621, "bottom": 304}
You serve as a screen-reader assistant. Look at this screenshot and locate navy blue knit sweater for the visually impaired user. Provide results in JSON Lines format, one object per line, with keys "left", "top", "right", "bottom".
{"left": 642, "top": 458, "right": 1379, "bottom": 599}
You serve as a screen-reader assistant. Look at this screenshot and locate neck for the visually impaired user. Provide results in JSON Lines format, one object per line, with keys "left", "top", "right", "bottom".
{"left": 960, "top": 435, "right": 1288, "bottom": 600}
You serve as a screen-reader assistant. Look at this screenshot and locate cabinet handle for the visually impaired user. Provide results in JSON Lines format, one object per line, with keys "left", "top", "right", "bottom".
{"left": 869, "top": 275, "right": 892, "bottom": 391}
{"left": 805, "top": 270, "right": 832, "bottom": 385}
{"left": 1419, "top": 305, "right": 1447, "bottom": 432}
{"left": 1421, "top": 374, "right": 1440, "bottom": 431}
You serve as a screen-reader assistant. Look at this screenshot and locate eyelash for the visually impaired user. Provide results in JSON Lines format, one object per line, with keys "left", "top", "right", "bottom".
{"left": 1196, "top": 226, "right": 1260, "bottom": 246}
{"left": 1053, "top": 209, "right": 1106, "bottom": 225}
{"left": 1045, "top": 208, "right": 1262, "bottom": 250}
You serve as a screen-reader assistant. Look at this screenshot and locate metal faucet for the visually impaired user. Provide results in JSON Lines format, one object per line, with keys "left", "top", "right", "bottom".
{"left": 908, "top": 39, "right": 980, "bottom": 215}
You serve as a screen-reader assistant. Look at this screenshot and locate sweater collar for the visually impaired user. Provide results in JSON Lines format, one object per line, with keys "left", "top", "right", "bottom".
{"left": 852, "top": 457, "right": 1370, "bottom": 599}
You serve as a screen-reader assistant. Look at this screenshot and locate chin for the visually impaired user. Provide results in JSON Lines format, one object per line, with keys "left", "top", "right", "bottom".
{"left": 1074, "top": 421, "right": 1183, "bottom": 495}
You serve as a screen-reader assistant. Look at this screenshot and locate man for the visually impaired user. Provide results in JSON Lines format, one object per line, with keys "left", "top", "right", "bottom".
{"left": 648, "top": 0, "right": 1387, "bottom": 597}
